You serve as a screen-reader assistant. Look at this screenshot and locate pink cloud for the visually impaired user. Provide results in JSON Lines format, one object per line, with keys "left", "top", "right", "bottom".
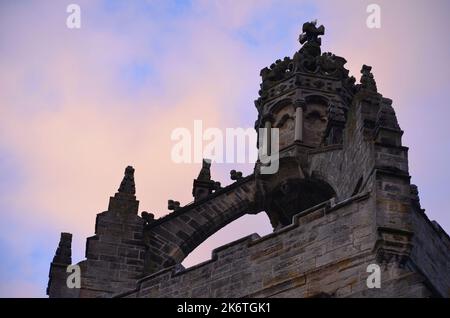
{"left": 0, "top": 1, "right": 275, "bottom": 275}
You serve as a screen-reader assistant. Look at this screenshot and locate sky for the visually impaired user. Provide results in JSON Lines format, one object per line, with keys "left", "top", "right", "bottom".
{"left": 0, "top": 0, "right": 449, "bottom": 297}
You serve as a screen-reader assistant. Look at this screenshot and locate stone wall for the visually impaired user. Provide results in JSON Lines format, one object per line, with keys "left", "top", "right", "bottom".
{"left": 410, "top": 206, "right": 450, "bottom": 297}
{"left": 78, "top": 204, "right": 146, "bottom": 298}
{"left": 119, "top": 193, "right": 405, "bottom": 297}
{"left": 119, "top": 187, "right": 447, "bottom": 298}
{"left": 307, "top": 98, "right": 381, "bottom": 201}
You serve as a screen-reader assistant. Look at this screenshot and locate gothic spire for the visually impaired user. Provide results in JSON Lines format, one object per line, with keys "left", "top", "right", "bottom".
{"left": 118, "top": 165, "right": 136, "bottom": 195}
{"left": 192, "top": 159, "right": 220, "bottom": 201}
{"left": 196, "top": 159, "right": 212, "bottom": 182}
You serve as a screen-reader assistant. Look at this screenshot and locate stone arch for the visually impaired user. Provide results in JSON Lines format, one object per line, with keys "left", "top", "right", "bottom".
{"left": 142, "top": 176, "right": 264, "bottom": 274}
{"left": 264, "top": 176, "right": 336, "bottom": 229}
{"left": 270, "top": 99, "right": 295, "bottom": 149}
{"left": 310, "top": 169, "right": 339, "bottom": 199}
{"left": 275, "top": 113, "right": 294, "bottom": 128}
{"left": 270, "top": 98, "right": 293, "bottom": 114}
{"left": 182, "top": 213, "right": 272, "bottom": 268}
{"left": 303, "top": 95, "right": 329, "bottom": 146}
{"left": 256, "top": 156, "right": 337, "bottom": 229}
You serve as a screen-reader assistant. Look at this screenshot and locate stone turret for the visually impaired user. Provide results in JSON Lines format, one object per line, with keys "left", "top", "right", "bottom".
{"left": 253, "top": 21, "right": 355, "bottom": 229}
{"left": 47, "top": 166, "right": 147, "bottom": 298}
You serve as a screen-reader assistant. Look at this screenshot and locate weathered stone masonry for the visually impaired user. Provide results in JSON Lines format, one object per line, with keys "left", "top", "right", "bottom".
{"left": 47, "top": 21, "right": 450, "bottom": 298}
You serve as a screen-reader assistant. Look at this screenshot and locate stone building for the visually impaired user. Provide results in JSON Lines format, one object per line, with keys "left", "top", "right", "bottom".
{"left": 47, "top": 22, "right": 450, "bottom": 298}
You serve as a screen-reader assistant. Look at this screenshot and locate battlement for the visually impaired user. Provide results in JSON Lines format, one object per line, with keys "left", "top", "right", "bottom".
{"left": 118, "top": 193, "right": 374, "bottom": 298}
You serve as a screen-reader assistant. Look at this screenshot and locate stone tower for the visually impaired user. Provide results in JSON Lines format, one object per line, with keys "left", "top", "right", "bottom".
{"left": 47, "top": 22, "right": 450, "bottom": 298}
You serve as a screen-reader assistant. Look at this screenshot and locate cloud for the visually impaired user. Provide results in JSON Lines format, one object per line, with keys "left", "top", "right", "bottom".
{"left": 0, "top": 0, "right": 262, "bottom": 229}
{"left": 0, "top": 0, "right": 276, "bottom": 296}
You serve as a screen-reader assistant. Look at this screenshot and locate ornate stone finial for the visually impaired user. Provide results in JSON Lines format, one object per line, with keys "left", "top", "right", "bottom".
{"left": 376, "top": 98, "right": 400, "bottom": 131}
{"left": 192, "top": 158, "right": 220, "bottom": 201}
{"left": 118, "top": 166, "right": 136, "bottom": 195}
{"left": 230, "top": 170, "right": 243, "bottom": 181}
{"left": 360, "top": 64, "right": 377, "bottom": 92}
{"left": 299, "top": 20, "right": 325, "bottom": 45}
{"left": 197, "top": 159, "right": 212, "bottom": 181}
{"left": 168, "top": 200, "right": 180, "bottom": 211}
{"left": 299, "top": 20, "right": 325, "bottom": 57}
{"left": 213, "top": 181, "right": 221, "bottom": 190}
{"left": 410, "top": 185, "right": 419, "bottom": 201}
{"left": 141, "top": 211, "right": 155, "bottom": 224}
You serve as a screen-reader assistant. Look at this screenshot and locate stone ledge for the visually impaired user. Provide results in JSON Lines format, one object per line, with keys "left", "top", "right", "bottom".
{"left": 243, "top": 250, "right": 373, "bottom": 298}
{"left": 307, "top": 144, "right": 343, "bottom": 155}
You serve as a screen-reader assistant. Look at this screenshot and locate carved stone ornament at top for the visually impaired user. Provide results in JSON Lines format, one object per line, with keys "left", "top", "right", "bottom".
{"left": 197, "top": 159, "right": 212, "bottom": 182}
{"left": 317, "top": 53, "right": 348, "bottom": 77}
{"left": 256, "top": 21, "right": 356, "bottom": 105}
{"left": 299, "top": 20, "right": 325, "bottom": 57}
{"left": 259, "top": 57, "right": 293, "bottom": 88}
{"left": 141, "top": 211, "right": 155, "bottom": 225}
{"left": 118, "top": 166, "right": 136, "bottom": 195}
{"left": 360, "top": 64, "right": 378, "bottom": 92}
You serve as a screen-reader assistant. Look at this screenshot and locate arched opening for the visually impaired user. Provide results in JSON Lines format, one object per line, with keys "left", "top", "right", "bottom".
{"left": 303, "top": 95, "right": 329, "bottom": 146}
{"left": 266, "top": 177, "right": 336, "bottom": 229}
{"left": 182, "top": 213, "right": 272, "bottom": 268}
